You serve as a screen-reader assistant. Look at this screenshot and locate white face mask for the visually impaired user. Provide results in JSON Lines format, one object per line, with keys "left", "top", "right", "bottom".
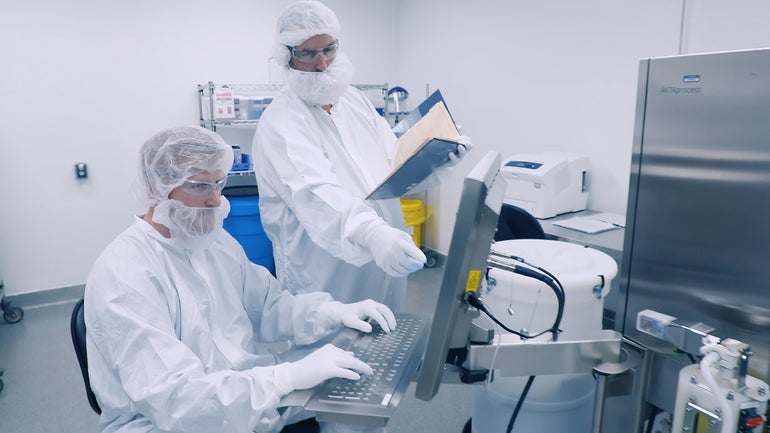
{"left": 286, "top": 52, "right": 355, "bottom": 106}
{"left": 152, "top": 196, "right": 231, "bottom": 250}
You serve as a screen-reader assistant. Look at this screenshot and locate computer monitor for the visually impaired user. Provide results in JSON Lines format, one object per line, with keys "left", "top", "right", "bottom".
{"left": 414, "top": 150, "right": 506, "bottom": 401}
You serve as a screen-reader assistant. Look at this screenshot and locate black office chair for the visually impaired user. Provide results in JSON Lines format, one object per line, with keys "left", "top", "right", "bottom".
{"left": 494, "top": 203, "right": 547, "bottom": 241}
{"left": 70, "top": 297, "right": 101, "bottom": 414}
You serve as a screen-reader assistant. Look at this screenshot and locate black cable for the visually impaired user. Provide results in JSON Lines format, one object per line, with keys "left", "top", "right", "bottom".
{"left": 476, "top": 255, "right": 566, "bottom": 433}
{"left": 492, "top": 253, "right": 566, "bottom": 341}
{"left": 506, "top": 375, "right": 535, "bottom": 433}
{"left": 465, "top": 292, "right": 560, "bottom": 340}
{"left": 644, "top": 405, "right": 661, "bottom": 433}
{"left": 467, "top": 262, "right": 565, "bottom": 340}
{"left": 509, "top": 254, "right": 565, "bottom": 294}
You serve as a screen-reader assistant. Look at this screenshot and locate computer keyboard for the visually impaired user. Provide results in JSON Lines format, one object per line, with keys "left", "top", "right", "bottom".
{"left": 318, "top": 315, "right": 427, "bottom": 407}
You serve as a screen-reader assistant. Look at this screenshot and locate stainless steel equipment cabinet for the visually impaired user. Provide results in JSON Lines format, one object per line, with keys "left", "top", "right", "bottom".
{"left": 612, "top": 48, "right": 770, "bottom": 432}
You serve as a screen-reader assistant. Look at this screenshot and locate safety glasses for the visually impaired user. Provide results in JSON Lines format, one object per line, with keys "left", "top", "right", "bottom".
{"left": 288, "top": 40, "right": 339, "bottom": 63}
{"left": 178, "top": 178, "right": 227, "bottom": 196}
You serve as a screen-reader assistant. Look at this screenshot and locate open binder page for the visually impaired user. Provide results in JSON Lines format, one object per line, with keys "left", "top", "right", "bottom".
{"left": 392, "top": 101, "right": 459, "bottom": 167}
{"left": 367, "top": 92, "right": 460, "bottom": 200}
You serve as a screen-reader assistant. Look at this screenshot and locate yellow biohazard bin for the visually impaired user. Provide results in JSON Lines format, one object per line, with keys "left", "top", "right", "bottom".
{"left": 400, "top": 198, "right": 427, "bottom": 248}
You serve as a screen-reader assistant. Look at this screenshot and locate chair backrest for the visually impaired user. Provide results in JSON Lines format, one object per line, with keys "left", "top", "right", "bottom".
{"left": 70, "top": 298, "right": 101, "bottom": 414}
{"left": 494, "top": 204, "right": 547, "bottom": 241}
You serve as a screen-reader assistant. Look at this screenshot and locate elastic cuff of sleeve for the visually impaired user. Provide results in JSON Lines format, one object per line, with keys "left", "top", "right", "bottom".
{"left": 356, "top": 220, "right": 389, "bottom": 247}
{"left": 272, "top": 364, "right": 295, "bottom": 398}
{"left": 316, "top": 300, "right": 343, "bottom": 331}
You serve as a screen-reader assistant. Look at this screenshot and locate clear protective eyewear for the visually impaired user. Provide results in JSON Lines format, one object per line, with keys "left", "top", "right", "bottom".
{"left": 178, "top": 178, "right": 227, "bottom": 197}
{"left": 288, "top": 40, "right": 339, "bottom": 63}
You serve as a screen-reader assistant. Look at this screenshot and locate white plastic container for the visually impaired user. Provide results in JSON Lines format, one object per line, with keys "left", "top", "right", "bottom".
{"left": 473, "top": 239, "right": 618, "bottom": 433}
{"left": 472, "top": 374, "right": 597, "bottom": 433}
{"left": 484, "top": 239, "right": 616, "bottom": 338}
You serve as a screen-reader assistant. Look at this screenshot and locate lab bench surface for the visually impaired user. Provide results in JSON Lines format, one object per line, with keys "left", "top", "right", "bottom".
{"left": 539, "top": 210, "right": 625, "bottom": 261}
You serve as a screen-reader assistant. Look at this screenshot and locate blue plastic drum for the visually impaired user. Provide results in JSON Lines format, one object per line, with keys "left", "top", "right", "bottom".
{"left": 223, "top": 196, "right": 275, "bottom": 274}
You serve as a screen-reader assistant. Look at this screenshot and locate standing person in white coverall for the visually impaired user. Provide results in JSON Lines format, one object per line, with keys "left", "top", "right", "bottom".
{"left": 84, "top": 125, "right": 398, "bottom": 433}
{"left": 253, "top": 0, "right": 473, "bottom": 313}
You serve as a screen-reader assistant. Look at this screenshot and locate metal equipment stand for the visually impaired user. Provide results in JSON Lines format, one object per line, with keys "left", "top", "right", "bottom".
{"left": 457, "top": 329, "right": 633, "bottom": 433}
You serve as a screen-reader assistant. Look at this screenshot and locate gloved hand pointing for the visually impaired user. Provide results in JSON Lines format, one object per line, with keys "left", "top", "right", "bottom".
{"left": 273, "top": 344, "right": 373, "bottom": 396}
{"left": 363, "top": 224, "right": 426, "bottom": 277}
{"left": 321, "top": 300, "right": 398, "bottom": 333}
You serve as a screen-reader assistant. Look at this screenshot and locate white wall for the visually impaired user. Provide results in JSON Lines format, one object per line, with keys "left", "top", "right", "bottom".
{"left": 395, "top": 0, "right": 770, "bottom": 254}
{"left": 0, "top": 0, "right": 399, "bottom": 296}
{"left": 3, "top": 0, "right": 770, "bottom": 296}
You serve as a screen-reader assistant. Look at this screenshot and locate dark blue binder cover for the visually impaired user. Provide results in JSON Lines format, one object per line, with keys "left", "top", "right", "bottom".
{"left": 367, "top": 139, "right": 459, "bottom": 200}
{"left": 367, "top": 90, "right": 460, "bottom": 200}
{"left": 391, "top": 90, "right": 455, "bottom": 138}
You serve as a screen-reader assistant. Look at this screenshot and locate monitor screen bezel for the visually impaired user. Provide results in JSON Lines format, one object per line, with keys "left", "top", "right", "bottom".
{"left": 414, "top": 151, "right": 505, "bottom": 401}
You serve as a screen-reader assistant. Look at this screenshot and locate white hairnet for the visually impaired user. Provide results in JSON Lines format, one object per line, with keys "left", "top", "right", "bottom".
{"left": 271, "top": 0, "right": 341, "bottom": 68}
{"left": 137, "top": 126, "right": 233, "bottom": 206}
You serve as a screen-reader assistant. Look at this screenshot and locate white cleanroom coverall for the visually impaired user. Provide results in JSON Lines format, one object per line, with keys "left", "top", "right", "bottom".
{"left": 253, "top": 86, "right": 409, "bottom": 311}
{"left": 84, "top": 217, "right": 338, "bottom": 433}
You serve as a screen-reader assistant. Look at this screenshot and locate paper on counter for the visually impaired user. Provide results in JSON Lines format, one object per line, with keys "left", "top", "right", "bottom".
{"left": 588, "top": 212, "right": 626, "bottom": 228}
{"left": 552, "top": 216, "right": 620, "bottom": 234}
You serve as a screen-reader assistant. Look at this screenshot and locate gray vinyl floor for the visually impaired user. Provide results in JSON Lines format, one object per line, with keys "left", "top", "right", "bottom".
{"left": 0, "top": 264, "right": 473, "bottom": 433}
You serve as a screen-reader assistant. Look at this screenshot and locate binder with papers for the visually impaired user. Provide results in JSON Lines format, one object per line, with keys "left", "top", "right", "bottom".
{"left": 367, "top": 90, "right": 461, "bottom": 200}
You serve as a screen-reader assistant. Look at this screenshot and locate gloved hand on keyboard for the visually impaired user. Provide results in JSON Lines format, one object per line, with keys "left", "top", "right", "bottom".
{"left": 362, "top": 223, "right": 426, "bottom": 277}
{"left": 273, "top": 344, "right": 373, "bottom": 397}
{"left": 446, "top": 135, "right": 474, "bottom": 167}
{"left": 318, "top": 300, "right": 397, "bottom": 333}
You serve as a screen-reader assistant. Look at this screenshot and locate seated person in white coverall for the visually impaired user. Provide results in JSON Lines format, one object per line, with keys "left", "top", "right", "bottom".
{"left": 252, "top": 0, "right": 473, "bottom": 313}
{"left": 83, "top": 125, "right": 398, "bottom": 433}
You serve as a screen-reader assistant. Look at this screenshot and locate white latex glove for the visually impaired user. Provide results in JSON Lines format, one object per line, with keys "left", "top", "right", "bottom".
{"left": 321, "top": 300, "right": 398, "bottom": 333}
{"left": 447, "top": 135, "right": 474, "bottom": 166}
{"left": 363, "top": 224, "right": 427, "bottom": 277}
{"left": 273, "top": 344, "right": 373, "bottom": 396}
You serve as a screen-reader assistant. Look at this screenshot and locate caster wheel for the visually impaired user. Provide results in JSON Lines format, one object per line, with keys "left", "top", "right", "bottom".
{"left": 4, "top": 306, "right": 23, "bottom": 323}
{"left": 425, "top": 253, "right": 438, "bottom": 269}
